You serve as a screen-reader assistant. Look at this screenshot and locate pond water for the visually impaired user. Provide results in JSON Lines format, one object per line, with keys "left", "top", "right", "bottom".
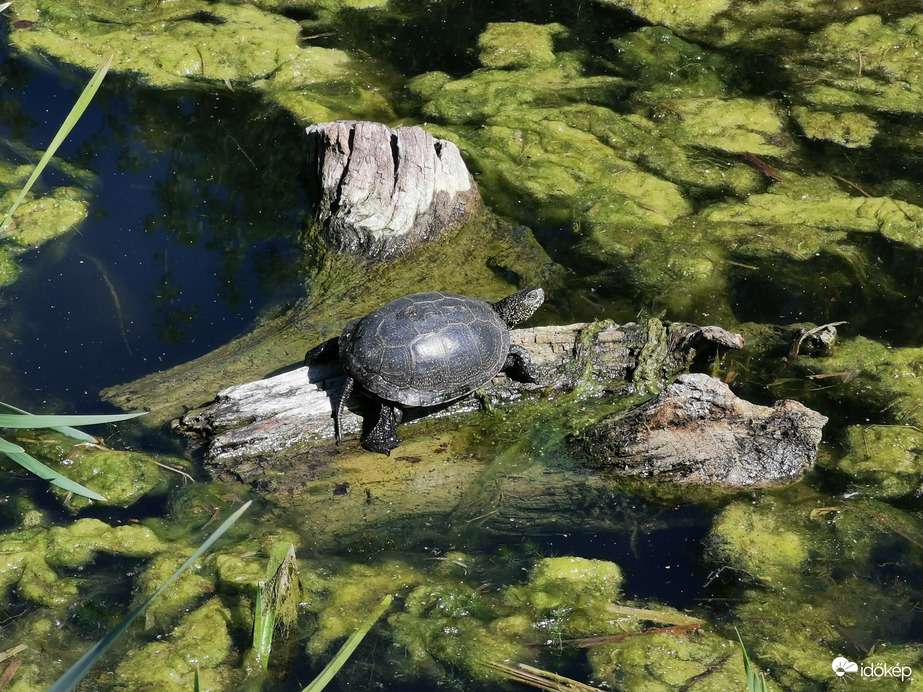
{"left": 0, "top": 50, "right": 307, "bottom": 411}
{"left": 2, "top": 2, "right": 923, "bottom": 691}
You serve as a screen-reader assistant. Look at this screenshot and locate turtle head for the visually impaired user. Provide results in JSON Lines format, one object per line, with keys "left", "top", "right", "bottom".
{"left": 492, "top": 286, "right": 544, "bottom": 328}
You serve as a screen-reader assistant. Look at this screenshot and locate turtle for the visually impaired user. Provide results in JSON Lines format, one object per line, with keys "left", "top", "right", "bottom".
{"left": 306, "top": 286, "right": 545, "bottom": 455}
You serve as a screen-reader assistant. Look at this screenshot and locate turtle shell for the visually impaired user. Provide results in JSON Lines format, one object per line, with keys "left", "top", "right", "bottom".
{"left": 339, "top": 292, "right": 510, "bottom": 407}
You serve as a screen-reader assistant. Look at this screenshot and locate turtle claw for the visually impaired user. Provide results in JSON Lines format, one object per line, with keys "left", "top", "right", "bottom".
{"left": 362, "top": 404, "right": 403, "bottom": 456}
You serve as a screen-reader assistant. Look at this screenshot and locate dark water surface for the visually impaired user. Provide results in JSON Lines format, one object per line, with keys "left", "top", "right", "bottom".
{"left": 2, "top": 4, "right": 923, "bottom": 691}
{"left": 0, "top": 45, "right": 307, "bottom": 410}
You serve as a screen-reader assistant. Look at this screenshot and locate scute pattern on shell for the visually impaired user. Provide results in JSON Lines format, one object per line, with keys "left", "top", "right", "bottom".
{"left": 340, "top": 292, "right": 510, "bottom": 407}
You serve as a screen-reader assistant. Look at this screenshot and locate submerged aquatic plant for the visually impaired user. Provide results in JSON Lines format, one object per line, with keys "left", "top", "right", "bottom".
{"left": 0, "top": 400, "right": 145, "bottom": 500}
{"left": 303, "top": 594, "right": 393, "bottom": 692}
{"left": 737, "top": 629, "right": 770, "bottom": 692}
{"left": 251, "top": 541, "right": 302, "bottom": 670}
{"left": 46, "top": 500, "right": 252, "bottom": 692}
{"left": 0, "top": 53, "right": 111, "bottom": 235}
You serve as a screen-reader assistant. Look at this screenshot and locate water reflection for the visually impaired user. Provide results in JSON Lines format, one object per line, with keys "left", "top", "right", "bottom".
{"left": 0, "top": 55, "right": 308, "bottom": 408}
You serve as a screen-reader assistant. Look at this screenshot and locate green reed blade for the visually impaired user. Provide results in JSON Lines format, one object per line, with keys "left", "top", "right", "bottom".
{"left": 1, "top": 444, "right": 106, "bottom": 500}
{"left": 0, "top": 403, "right": 145, "bottom": 500}
{"left": 302, "top": 594, "right": 393, "bottom": 692}
{"left": 0, "top": 400, "right": 98, "bottom": 441}
{"left": 736, "top": 628, "right": 770, "bottom": 692}
{"left": 252, "top": 582, "right": 275, "bottom": 671}
{"left": 252, "top": 542, "right": 300, "bottom": 670}
{"left": 0, "top": 436, "right": 24, "bottom": 453}
{"left": 0, "top": 411, "right": 146, "bottom": 429}
{"left": 47, "top": 500, "right": 253, "bottom": 692}
{"left": 0, "top": 53, "right": 113, "bottom": 233}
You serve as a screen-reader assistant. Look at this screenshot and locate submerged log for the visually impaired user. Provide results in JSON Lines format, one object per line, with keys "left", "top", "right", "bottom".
{"left": 581, "top": 373, "right": 827, "bottom": 488}
{"left": 306, "top": 120, "right": 481, "bottom": 261}
{"left": 170, "top": 319, "right": 832, "bottom": 546}
{"left": 175, "top": 319, "right": 744, "bottom": 476}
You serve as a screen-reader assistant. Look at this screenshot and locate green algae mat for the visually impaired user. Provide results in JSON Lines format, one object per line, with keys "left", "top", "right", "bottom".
{"left": 2, "top": 1, "right": 923, "bottom": 690}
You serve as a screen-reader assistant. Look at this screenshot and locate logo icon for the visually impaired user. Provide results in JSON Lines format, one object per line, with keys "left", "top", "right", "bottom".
{"left": 832, "top": 657, "right": 859, "bottom": 677}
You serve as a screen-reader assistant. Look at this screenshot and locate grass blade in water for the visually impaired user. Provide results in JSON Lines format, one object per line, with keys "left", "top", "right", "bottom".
{"left": 302, "top": 594, "right": 393, "bottom": 692}
{"left": 0, "top": 436, "right": 24, "bottom": 454}
{"left": 0, "top": 412, "right": 146, "bottom": 429}
{"left": 737, "top": 628, "right": 770, "bottom": 692}
{"left": 2, "top": 447, "right": 106, "bottom": 500}
{"left": 0, "top": 401, "right": 101, "bottom": 441}
{"left": 46, "top": 500, "right": 252, "bottom": 692}
{"left": 0, "top": 405, "right": 146, "bottom": 500}
{"left": 0, "top": 54, "right": 113, "bottom": 233}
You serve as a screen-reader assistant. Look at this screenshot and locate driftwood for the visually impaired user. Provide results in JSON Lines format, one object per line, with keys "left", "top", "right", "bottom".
{"left": 582, "top": 373, "right": 827, "bottom": 488}
{"left": 306, "top": 121, "right": 481, "bottom": 261}
{"left": 169, "top": 319, "right": 836, "bottom": 546}
{"left": 175, "top": 319, "right": 744, "bottom": 475}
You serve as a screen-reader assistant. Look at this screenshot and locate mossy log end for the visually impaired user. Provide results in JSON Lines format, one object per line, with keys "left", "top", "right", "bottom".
{"left": 582, "top": 373, "right": 828, "bottom": 488}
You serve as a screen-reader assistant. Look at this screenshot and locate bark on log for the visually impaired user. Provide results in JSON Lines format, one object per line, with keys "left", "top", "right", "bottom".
{"left": 167, "top": 320, "right": 837, "bottom": 546}
{"left": 582, "top": 373, "right": 827, "bottom": 488}
{"left": 175, "top": 319, "right": 744, "bottom": 477}
{"left": 306, "top": 120, "right": 481, "bottom": 261}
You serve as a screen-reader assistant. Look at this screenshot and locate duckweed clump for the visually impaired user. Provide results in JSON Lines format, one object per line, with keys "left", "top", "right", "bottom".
{"left": 808, "top": 337, "right": 923, "bottom": 425}
{"left": 477, "top": 22, "right": 568, "bottom": 70}
{"left": 708, "top": 496, "right": 812, "bottom": 586}
{"left": 588, "top": 629, "right": 747, "bottom": 692}
{"left": 831, "top": 425, "right": 923, "bottom": 498}
{"left": 0, "top": 186, "right": 90, "bottom": 286}
{"left": 130, "top": 549, "right": 217, "bottom": 629}
{"left": 0, "top": 519, "right": 166, "bottom": 607}
{"left": 114, "top": 597, "right": 237, "bottom": 690}
{"left": 7, "top": 429, "right": 170, "bottom": 509}
{"left": 393, "top": 582, "right": 525, "bottom": 680}
{"left": 303, "top": 559, "right": 427, "bottom": 655}
{"left": 706, "top": 488, "right": 923, "bottom": 689}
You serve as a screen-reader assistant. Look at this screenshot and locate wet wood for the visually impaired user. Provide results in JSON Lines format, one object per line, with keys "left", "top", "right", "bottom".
{"left": 582, "top": 373, "right": 828, "bottom": 488}
{"left": 306, "top": 120, "right": 481, "bottom": 261}
{"left": 168, "top": 319, "right": 835, "bottom": 547}
{"left": 174, "top": 319, "right": 744, "bottom": 472}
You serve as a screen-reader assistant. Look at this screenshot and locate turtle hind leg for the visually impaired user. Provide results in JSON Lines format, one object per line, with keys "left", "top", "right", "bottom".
{"left": 362, "top": 403, "right": 403, "bottom": 456}
{"left": 334, "top": 376, "right": 354, "bottom": 445}
{"left": 502, "top": 344, "right": 541, "bottom": 383}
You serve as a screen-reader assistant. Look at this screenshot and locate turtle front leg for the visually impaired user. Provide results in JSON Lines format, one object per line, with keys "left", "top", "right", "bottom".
{"left": 334, "top": 376, "right": 354, "bottom": 444}
{"left": 362, "top": 403, "right": 403, "bottom": 456}
{"left": 502, "top": 344, "right": 541, "bottom": 383}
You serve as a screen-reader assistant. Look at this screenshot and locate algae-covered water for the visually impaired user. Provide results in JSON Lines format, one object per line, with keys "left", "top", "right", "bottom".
{"left": 2, "top": 1, "right": 923, "bottom": 690}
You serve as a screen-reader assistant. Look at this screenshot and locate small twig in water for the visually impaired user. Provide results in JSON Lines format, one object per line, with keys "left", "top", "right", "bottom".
{"left": 843, "top": 501, "right": 923, "bottom": 550}
{"left": 150, "top": 459, "right": 194, "bottom": 483}
{"left": 741, "top": 153, "right": 782, "bottom": 181}
{"left": 298, "top": 32, "right": 335, "bottom": 41}
{"left": 788, "top": 321, "right": 846, "bottom": 358}
{"left": 528, "top": 622, "right": 702, "bottom": 649}
{"left": 482, "top": 661, "right": 606, "bottom": 692}
{"left": 228, "top": 135, "right": 256, "bottom": 169}
{"left": 832, "top": 174, "right": 871, "bottom": 197}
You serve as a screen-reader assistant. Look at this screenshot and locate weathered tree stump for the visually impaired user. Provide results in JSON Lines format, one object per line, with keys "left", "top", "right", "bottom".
{"left": 582, "top": 373, "right": 827, "bottom": 487}
{"left": 306, "top": 120, "right": 481, "bottom": 261}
